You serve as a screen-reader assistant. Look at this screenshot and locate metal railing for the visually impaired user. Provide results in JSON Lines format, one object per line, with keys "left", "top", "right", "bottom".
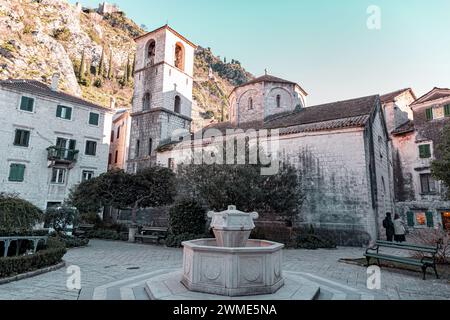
{"left": 47, "top": 146, "right": 79, "bottom": 162}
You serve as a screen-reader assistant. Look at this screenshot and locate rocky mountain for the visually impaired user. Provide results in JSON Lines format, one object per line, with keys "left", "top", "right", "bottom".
{"left": 0, "top": 0, "right": 253, "bottom": 128}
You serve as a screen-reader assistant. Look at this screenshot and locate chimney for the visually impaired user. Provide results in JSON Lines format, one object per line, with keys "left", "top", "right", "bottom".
{"left": 51, "top": 73, "right": 60, "bottom": 91}
{"left": 110, "top": 96, "right": 116, "bottom": 109}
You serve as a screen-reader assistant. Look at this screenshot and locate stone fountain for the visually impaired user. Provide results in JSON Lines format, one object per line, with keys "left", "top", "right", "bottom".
{"left": 181, "top": 205, "right": 284, "bottom": 296}
{"left": 145, "top": 206, "right": 320, "bottom": 300}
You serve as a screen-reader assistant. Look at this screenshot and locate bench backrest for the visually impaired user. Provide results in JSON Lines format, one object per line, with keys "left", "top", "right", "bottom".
{"left": 142, "top": 227, "right": 168, "bottom": 232}
{"left": 376, "top": 240, "right": 438, "bottom": 253}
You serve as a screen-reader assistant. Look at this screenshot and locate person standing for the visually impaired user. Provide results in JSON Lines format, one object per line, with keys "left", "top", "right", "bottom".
{"left": 393, "top": 213, "right": 407, "bottom": 243}
{"left": 382, "top": 212, "right": 395, "bottom": 242}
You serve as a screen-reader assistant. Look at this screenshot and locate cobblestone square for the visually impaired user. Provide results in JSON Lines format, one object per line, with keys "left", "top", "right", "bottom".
{"left": 0, "top": 240, "right": 448, "bottom": 300}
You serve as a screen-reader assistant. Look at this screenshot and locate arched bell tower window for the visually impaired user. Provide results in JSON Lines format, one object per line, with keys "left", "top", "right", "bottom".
{"left": 248, "top": 97, "right": 253, "bottom": 110}
{"left": 174, "top": 42, "right": 185, "bottom": 71}
{"left": 146, "top": 40, "right": 156, "bottom": 65}
{"left": 276, "top": 95, "right": 281, "bottom": 108}
{"left": 174, "top": 95, "right": 181, "bottom": 114}
{"left": 143, "top": 92, "right": 151, "bottom": 111}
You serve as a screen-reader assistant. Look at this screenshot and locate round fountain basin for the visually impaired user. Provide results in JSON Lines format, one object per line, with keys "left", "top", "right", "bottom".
{"left": 181, "top": 239, "right": 284, "bottom": 297}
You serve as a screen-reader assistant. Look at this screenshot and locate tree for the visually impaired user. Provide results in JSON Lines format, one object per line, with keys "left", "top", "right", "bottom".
{"left": 176, "top": 153, "right": 304, "bottom": 224}
{"left": 129, "top": 167, "right": 177, "bottom": 223}
{"left": 107, "top": 50, "right": 113, "bottom": 80}
{"left": 431, "top": 124, "right": 450, "bottom": 199}
{"left": 131, "top": 54, "right": 136, "bottom": 77}
{"left": 78, "top": 50, "right": 86, "bottom": 81}
{"left": 45, "top": 206, "right": 79, "bottom": 235}
{"left": 126, "top": 55, "right": 133, "bottom": 83}
{"left": 98, "top": 47, "right": 105, "bottom": 77}
{"left": 68, "top": 167, "right": 176, "bottom": 224}
{"left": 0, "top": 193, "right": 43, "bottom": 234}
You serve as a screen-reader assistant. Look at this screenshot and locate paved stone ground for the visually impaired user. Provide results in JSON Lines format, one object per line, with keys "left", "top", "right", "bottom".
{"left": 0, "top": 240, "right": 448, "bottom": 300}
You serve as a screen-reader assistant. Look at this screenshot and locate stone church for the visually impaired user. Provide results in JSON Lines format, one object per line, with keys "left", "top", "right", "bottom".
{"left": 127, "top": 25, "right": 410, "bottom": 243}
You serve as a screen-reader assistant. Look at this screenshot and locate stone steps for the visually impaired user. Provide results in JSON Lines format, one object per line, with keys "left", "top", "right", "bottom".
{"left": 82, "top": 269, "right": 388, "bottom": 300}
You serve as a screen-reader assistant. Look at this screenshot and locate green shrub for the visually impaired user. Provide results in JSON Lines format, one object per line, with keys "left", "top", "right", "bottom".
{"left": 169, "top": 199, "right": 206, "bottom": 235}
{"left": 93, "top": 78, "right": 103, "bottom": 88}
{"left": 50, "top": 233, "right": 89, "bottom": 248}
{"left": 0, "top": 238, "right": 66, "bottom": 278}
{"left": 45, "top": 206, "right": 79, "bottom": 234}
{"left": 165, "top": 233, "right": 204, "bottom": 248}
{"left": 52, "top": 27, "right": 71, "bottom": 41}
{"left": 79, "top": 212, "right": 102, "bottom": 226}
{"left": 0, "top": 230, "right": 49, "bottom": 237}
{"left": 86, "top": 229, "right": 120, "bottom": 240}
{"left": 0, "top": 193, "right": 43, "bottom": 234}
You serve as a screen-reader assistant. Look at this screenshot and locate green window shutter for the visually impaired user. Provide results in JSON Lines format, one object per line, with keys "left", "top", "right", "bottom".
{"left": 56, "top": 105, "right": 62, "bottom": 118}
{"left": 9, "top": 164, "right": 25, "bottom": 182}
{"left": 66, "top": 107, "right": 72, "bottom": 120}
{"left": 426, "top": 211, "right": 434, "bottom": 228}
{"left": 406, "top": 211, "right": 415, "bottom": 227}
{"left": 20, "top": 97, "right": 34, "bottom": 112}
{"left": 89, "top": 113, "right": 99, "bottom": 125}
{"left": 419, "top": 145, "right": 431, "bottom": 158}
{"left": 69, "top": 139, "right": 76, "bottom": 150}
{"left": 445, "top": 104, "right": 450, "bottom": 117}
{"left": 425, "top": 108, "right": 433, "bottom": 120}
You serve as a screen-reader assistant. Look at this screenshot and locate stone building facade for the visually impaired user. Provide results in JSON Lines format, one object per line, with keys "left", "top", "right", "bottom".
{"left": 156, "top": 74, "right": 394, "bottom": 243}
{"left": 127, "top": 25, "right": 196, "bottom": 173}
{"left": 108, "top": 109, "right": 131, "bottom": 171}
{"left": 389, "top": 88, "right": 450, "bottom": 231}
{"left": 229, "top": 75, "right": 308, "bottom": 126}
{"left": 0, "top": 77, "right": 113, "bottom": 210}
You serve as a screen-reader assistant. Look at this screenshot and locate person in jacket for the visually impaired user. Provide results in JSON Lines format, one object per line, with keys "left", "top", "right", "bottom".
{"left": 382, "top": 212, "right": 395, "bottom": 242}
{"left": 393, "top": 213, "right": 406, "bottom": 243}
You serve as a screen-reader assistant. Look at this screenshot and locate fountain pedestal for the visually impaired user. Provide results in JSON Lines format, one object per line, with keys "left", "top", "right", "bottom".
{"left": 181, "top": 206, "right": 284, "bottom": 297}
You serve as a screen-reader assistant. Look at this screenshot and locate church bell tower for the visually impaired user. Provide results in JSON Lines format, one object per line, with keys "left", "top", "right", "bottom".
{"left": 127, "top": 25, "right": 196, "bottom": 172}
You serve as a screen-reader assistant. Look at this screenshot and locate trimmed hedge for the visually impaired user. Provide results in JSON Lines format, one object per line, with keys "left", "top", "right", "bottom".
{"left": 51, "top": 234, "right": 89, "bottom": 248}
{"left": 165, "top": 232, "right": 206, "bottom": 248}
{"left": 86, "top": 229, "right": 120, "bottom": 240}
{"left": 169, "top": 199, "right": 206, "bottom": 235}
{"left": 0, "top": 238, "right": 66, "bottom": 278}
{"left": 0, "top": 230, "right": 49, "bottom": 237}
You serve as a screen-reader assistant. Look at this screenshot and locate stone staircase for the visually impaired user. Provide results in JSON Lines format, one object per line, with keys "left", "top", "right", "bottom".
{"left": 80, "top": 269, "right": 388, "bottom": 300}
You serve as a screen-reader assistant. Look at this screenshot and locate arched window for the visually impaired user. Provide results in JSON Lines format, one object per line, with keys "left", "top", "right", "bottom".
{"left": 248, "top": 97, "right": 253, "bottom": 110}
{"left": 276, "top": 95, "right": 281, "bottom": 108}
{"left": 147, "top": 40, "right": 156, "bottom": 65}
{"left": 143, "top": 92, "right": 151, "bottom": 111}
{"left": 174, "top": 42, "right": 185, "bottom": 71}
{"left": 174, "top": 95, "right": 181, "bottom": 113}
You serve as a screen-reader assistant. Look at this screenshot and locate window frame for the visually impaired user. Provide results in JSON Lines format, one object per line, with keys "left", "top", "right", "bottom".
{"left": 56, "top": 105, "right": 73, "bottom": 120}
{"left": 85, "top": 140, "right": 98, "bottom": 156}
{"left": 51, "top": 167, "right": 66, "bottom": 185}
{"left": 88, "top": 112, "right": 100, "bottom": 126}
{"left": 8, "top": 163, "right": 26, "bottom": 182}
{"left": 19, "top": 96, "right": 35, "bottom": 113}
{"left": 13, "top": 129, "right": 31, "bottom": 147}
{"left": 418, "top": 144, "right": 432, "bottom": 159}
{"left": 81, "top": 170, "right": 94, "bottom": 182}
{"left": 444, "top": 104, "right": 450, "bottom": 117}
{"left": 420, "top": 173, "right": 437, "bottom": 194}
{"left": 425, "top": 107, "right": 433, "bottom": 121}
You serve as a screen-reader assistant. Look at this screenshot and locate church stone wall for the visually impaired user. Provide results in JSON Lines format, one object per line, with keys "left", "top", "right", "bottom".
{"left": 278, "top": 128, "right": 376, "bottom": 241}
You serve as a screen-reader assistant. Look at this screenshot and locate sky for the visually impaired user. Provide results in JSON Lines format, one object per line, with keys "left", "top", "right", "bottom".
{"left": 70, "top": 0, "right": 450, "bottom": 105}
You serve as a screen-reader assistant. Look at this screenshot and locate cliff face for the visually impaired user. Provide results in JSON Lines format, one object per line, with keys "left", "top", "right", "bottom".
{"left": 0, "top": 0, "right": 253, "bottom": 128}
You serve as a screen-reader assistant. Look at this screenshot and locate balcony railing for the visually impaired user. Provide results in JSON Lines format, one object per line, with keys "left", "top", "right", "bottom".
{"left": 47, "top": 146, "right": 79, "bottom": 163}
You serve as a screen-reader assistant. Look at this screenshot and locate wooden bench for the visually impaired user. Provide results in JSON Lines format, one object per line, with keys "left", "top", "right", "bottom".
{"left": 364, "top": 240, "right": 442, "bottom": 280}
{"left": 73, "top": 224, "right": 95, "bottom": 238}
{"left": 134, "top": 227, "right": 168, "bottom": 244}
